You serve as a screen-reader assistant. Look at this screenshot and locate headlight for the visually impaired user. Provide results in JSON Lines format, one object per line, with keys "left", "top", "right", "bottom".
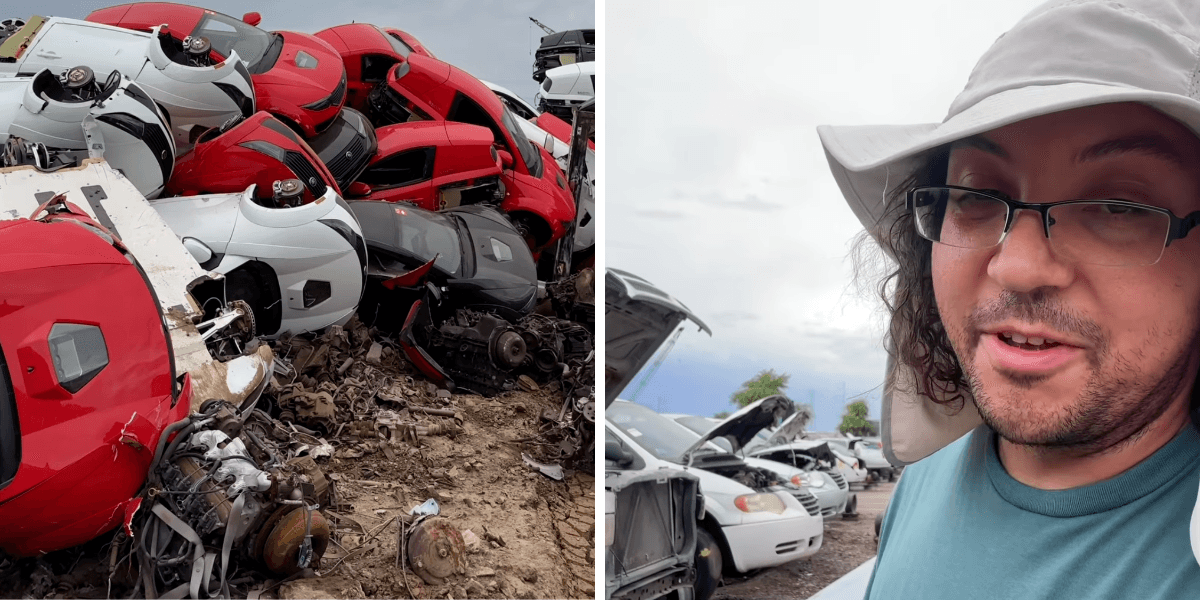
{"left": 790, "top": 474, "right": 808, "bottom": 487}
{"left": 733, "top": 493, "right": 786, "bottom": 515}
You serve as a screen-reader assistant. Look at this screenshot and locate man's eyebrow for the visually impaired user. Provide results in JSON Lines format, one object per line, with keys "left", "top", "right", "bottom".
{"left": 950, "top": 135, "right": 1008, "bottom": 158}
{"left": 1077, "top": 134, "right": 1188, "bottom": 168}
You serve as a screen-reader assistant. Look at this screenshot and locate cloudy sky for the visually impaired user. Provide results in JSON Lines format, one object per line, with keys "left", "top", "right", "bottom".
{"left": 607, "top": 0, "right": 1049, "bottom": 431}
{"left": 32, "top": 0, "right": 593, "bottom": 105}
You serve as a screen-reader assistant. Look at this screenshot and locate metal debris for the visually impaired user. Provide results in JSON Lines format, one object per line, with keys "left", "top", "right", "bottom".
{"left": 406, "top": 518, "right": 467, "bottom": 585}
{"left": 522, "top": 453, "right": 565, "bottom": 480}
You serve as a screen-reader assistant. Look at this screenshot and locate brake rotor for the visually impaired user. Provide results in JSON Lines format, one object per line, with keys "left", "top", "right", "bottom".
{"left": 64, "top": 66, "right": 94, "bottom": 89}
{"left": 261, "top": 508, "right": 330, "bottom": 575}
{"left": 407, "top": 518, "right": 467, "bottom": 585}
{"left": 183, "top": 35, "right": 212, "bottom": 55}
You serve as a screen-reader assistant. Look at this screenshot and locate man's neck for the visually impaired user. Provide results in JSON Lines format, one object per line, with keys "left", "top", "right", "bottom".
{"left": 996, "top": 401, "right": 1191, "bottom": 490}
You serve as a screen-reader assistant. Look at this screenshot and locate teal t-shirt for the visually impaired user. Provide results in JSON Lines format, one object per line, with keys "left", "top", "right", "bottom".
{"left": 866, "top": 424, "right": 1200, "bottom": 599}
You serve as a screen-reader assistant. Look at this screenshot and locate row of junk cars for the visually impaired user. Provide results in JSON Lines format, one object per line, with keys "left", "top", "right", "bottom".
{"left": 605, "top": 270, "right": 897, "bottom": 600}
{"left": 0, "top": 4, "right": 596, "bottom": 598}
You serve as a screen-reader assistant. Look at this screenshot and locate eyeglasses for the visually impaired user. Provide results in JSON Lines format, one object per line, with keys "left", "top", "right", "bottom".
{"left": 906, "top": 185, "right": 1200, "bottom": 266}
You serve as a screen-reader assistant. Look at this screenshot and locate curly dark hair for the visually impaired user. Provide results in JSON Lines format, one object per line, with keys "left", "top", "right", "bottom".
{"left": 856, "top": 146, "right": 974, "bottom": 412}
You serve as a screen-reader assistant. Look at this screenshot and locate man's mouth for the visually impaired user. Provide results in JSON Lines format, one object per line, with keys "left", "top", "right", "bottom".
{"left": 999, "top": 331, "right": 1063, "bottom": 351}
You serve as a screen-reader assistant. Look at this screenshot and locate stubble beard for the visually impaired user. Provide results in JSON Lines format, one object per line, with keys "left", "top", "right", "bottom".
{"left": 948, "top": 291, "right": 1198, "bottom": 456}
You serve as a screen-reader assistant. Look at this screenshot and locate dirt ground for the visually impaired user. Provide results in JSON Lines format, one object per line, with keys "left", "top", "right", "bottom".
{"left": 0, "top": 323, "right": 595, "bottom": 600}
{"left": 713, "top": 481, "right": 895, "bottom": 600}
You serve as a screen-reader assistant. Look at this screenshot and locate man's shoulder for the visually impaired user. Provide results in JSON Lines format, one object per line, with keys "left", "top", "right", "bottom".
{"left": 894, "top": 425, "right": 989, "bottom": 489}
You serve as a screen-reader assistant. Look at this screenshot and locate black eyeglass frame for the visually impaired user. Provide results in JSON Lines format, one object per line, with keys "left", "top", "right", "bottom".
{"left": 906, "top": 184, "right": 1200, "bottom": 253}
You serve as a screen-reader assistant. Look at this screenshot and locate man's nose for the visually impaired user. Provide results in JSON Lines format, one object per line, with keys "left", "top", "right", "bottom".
{"left": 986, "top": 208, "right": 1076, "bottom": 292}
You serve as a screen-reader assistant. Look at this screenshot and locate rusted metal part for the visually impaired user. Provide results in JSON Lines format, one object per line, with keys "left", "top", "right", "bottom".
{"left": 261, "top": 507, "right": 331, "bottom": 575}
{"left": 406, "top": 518, "right": 467, "bottom": 585}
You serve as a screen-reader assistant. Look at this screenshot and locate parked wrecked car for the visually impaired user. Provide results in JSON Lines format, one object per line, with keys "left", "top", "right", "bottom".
{"left": 744, "top": 426, "right": 859, "bottom": 517}
{"left": 536, "top": 61, "right": 595, "bottom": 122}
{"left": 347, "top": 120, "right": 504, "bottom": 210}
{"left": 0, "top": 16, "right": 254, "bottom": 153}
{"left": 0, "top": 67, "right": 174, "bottom": 197}
{"left": 87, "top": 3, "right": 348, "bottom": 137}
{"left": 356, "top": 55, "right": 577, "bottom": 252}
{"left": 608, "top": 399, "right": 825, "bottom": 600}
{"left": 818, "top": 437, "right": 892, "bottom": 484}
{"left": 166, "top": 111, "right": 346, "bottom": 203}
{"left": 605, "top": 268, "right": 709, "bottom": 600}
{"left": 152, "top": 182, "right": 367, "bottom": 337}
{"left": 532, "top": 28, "right": 594, "bottom": 83}
{"left": 350, "top": 200, "right": 593, "bottom": 397}
{"left": 0, "top": 161, "right": 273, "bottom": 557}
{"left": 670, "top": 411, "right": 853, "bottom": 520}
{"left": 0, "top": 210, "right": 192, "bottom": 557}
{"left": 312, "top": 23, "right": 431, "bottom": 110}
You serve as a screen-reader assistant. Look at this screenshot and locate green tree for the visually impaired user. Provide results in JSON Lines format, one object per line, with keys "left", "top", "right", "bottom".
{"left": 838, "top": 399, "right": 878, "bottom": 436}
{"left": 731, "top": 369, "right": 790, "bottom": 408}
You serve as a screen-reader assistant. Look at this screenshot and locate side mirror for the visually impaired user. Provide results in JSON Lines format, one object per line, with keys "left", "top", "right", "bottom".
{"left": 242, "top": 12, "right": 262, "bottom": 26}
{"left": 605, "top": 439, "right": 634, "bottom": 468}
{"left": 346, "top": 181, "right": 371, "bottom": 197}
{"left": 496, "top": 149, "right": 514, "bottom": 170}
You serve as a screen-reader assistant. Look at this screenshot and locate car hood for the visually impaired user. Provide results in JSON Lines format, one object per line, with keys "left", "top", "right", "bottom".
{"left": 253, "top": 31, "right": 344, "bottom": 100}
{"left": 682, "top": 395, "right": 795, "bottom": 459}
{"left": 604, "top": 269, "right": 710, "bottom": 407}
{"left": 756, "top": 406, "right": 815, "bottom": 450}
{"left": 450, "top": 205, "right": 537, "bottom": 289}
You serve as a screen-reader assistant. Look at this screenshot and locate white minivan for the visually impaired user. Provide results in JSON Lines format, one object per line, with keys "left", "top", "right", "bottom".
{"left": 607, "top": 398, "right": 824, "bottom": 600}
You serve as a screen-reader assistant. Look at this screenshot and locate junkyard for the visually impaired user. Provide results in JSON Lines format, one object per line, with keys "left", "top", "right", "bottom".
{"left": 0, "top": 4, "right": 595, "bottom": 599}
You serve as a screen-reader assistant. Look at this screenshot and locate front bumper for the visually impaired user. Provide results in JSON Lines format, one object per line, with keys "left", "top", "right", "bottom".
{"left": 721, "top": 513, "right": 823, "bottom": 572}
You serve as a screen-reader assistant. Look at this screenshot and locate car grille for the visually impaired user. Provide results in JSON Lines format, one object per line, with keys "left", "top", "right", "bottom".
{"left": 324, "top": 133, "right": 369, "bottom": 191}
{"left": 821, "top": 505, "right": 837, "bottom": 517}
{"left": 775, "top": 540, "right": 802, "bottom": 555}
{"left": 828, "top": 471, "right": 847, "bottom": 490}
{"left": 330, "top": 73, "right": 347, "bottom": 108}
{"left": 790, "top": 489, "right": 821, "bottom": 517}
{"left": 282, "top": 150, "right": 328, "bottom": 198}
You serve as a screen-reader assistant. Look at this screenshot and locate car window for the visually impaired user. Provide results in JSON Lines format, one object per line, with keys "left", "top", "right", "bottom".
{"left": 192, "top": 12, "right": 273, "bottom": 68}
{"left": 607, "top": 402, "right": 705, "bottom": 463}
{"left": 370, "top": 82, "right": 431, "bottom": 124}
{"left": 497, "top": 92, "right": 537, "bottom": 120}
{"left": 500, "top": 106, "right": 543, "bottom": 178}
{"left": 362, "top": 54, "right": 399, "bottom": 83}
{"left": 0, "top": 340, "right": 19, "bottom": 488}
{"left": 377, "top": 27, "right": 412, "bottom": 58}
{"left": 359, "top": 147, "right": 434, "bottom": 188}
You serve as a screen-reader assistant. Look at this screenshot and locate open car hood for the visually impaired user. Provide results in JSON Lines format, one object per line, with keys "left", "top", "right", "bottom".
{"left": 683, "top": 395, "right": 795, "bottom": 459}
{"left": 604, "top": 269, "right": 709, "bottom": 407}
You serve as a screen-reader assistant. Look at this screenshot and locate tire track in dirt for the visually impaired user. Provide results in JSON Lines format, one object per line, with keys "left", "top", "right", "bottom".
{"left": 546, "top": 471, "right": 596, "bottom": 598}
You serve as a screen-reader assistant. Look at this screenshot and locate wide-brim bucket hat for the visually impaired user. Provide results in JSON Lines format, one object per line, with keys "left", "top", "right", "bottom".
{"left": 817, "top": 0, "right": 1200, "bottom": 561}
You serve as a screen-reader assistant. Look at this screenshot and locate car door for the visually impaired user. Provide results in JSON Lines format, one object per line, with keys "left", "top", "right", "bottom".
{"left": 360, "top": 147, "right": 436, "bottom": 208}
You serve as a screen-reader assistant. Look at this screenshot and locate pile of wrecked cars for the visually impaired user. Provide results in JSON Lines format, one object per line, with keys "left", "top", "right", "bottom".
{"left": 605, "top": 270, "right": 827, "bottom": 600}
{"left": 0, "top": 5, "right": 595, "bottom": 597}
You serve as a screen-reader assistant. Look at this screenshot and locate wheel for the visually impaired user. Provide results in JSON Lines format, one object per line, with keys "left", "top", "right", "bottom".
{"left": 887, "top": 468, "right": 897, "bottom": 482}
{"left": 694, "top": 527, "right": 723, "bottom": 600}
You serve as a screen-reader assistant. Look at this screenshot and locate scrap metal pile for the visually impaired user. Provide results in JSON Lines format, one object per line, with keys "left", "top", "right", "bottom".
{"left": 0, "top": 5, "right": 595, "bottom": 599}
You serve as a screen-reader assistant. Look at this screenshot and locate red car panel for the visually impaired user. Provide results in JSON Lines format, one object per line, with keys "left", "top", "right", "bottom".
{"left": 168, "top": 111, "right": 339, "bottom": 202}
{"left": 351, "top": 121, "right": 501, "bottom": 209}
{"left": 87, "top": 3, "right": 347, "bottom": 137}
{"left": 384, "top": 28, "right": 435, "bottom": 59}
{"left": 535, "top": 112, "right": 595, "bottom": 150}
{"left": 0, "top": 216, "right": 188, "bottom": 556}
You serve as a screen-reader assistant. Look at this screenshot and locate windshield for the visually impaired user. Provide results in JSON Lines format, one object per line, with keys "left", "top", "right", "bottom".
{"left": 674, "top": 415, "right": 734, "bottom": 453}
{"left": 376, "top": 26, "right": 411, "bottom": 58}
{"left": 501, "top": 106, "right": 543, "bottom": 178}
{"left": 608, "top": 402, "right": 718, "bottom": 462}
{"left": 192, "top": 12, "right": 273, "bottom": 68}
{"left": 393, "top": 206, "right": 463, "bottom": 275}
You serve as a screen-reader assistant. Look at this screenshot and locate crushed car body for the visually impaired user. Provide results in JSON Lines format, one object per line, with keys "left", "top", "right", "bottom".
{"left": 605, "top": 269, "right": 709, "bottom": 600}
{"left": 87, "top": 3, "right": 348, "bottom": 138}
{"left": 0, "top": 67, "right": 175, "bottom": 197}
{"left": 0, "top": 16, "right": 255, "bottom": 154}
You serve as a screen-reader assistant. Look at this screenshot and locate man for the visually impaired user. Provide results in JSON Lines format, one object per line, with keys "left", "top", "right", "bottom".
{"left": 818, "top": 0, "right": 1200, "bottom": 597}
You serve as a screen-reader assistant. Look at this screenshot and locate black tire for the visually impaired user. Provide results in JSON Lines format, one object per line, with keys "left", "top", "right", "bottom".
{"left": 887, "top": 468, "right": 897, "bottom": 482}
{"left": 694, "top": 528, "right": 722, "bottom": 600}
